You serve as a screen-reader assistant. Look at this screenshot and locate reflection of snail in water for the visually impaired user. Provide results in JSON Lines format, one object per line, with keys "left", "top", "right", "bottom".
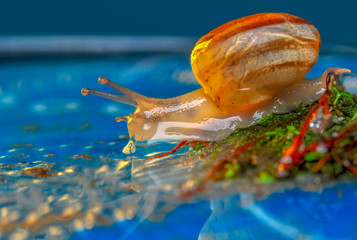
{"left": 81, "top": 13, "right": 350, "bottom": 149}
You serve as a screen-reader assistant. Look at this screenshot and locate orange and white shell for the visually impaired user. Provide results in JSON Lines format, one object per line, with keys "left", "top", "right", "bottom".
{"left": 191, "top": 13, "right": 321, "bottom": 112}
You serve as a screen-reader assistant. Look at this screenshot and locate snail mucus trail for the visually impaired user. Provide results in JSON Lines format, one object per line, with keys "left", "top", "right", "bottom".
{"left": 81, "top": 13, "right": 351, "bottom": 154}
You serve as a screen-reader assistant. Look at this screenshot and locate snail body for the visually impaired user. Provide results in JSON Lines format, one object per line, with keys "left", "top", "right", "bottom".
{"left": 82, "top": 13, "right": 350, "bottom": 143}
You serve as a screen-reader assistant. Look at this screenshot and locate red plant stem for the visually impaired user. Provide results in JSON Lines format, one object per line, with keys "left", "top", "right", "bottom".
{"left": 145, "top": 141, "right": 187, "bottom": 161}
{"left": 344, "top": 140, "right": 357, "bottom": 152}
{"left": 276, "top": 73, "right": 336, "bottom": 175}
{"left": 277, "top": 104, "right": 322, "bottom": 173}
{"left": 145, "top": 140, "right": 211, "bottom": 161}
{"left": 189, "top": 141, "right": 211, "bottom": 147}
{"left": 320, "top": 91, "right": 331, "bottom": 115}
{"left": 280, "top": 117, "right": 357, "bottom": 174}
{"left": 325, "top": 122, "right": 357, "bottom": 145}
{"left": 203, "top": 137, "right": 261, "bottom": 182}
{"left": 312, "top": 154, "right": 331, "bottom": 173}
{"left": 345, "top": 164, "right": 357, "bottom": 175}
{"left": 305, "top": 122, "right": 357, "bottom": 153}
{"left": 200, "top": 141, "right": 211, "bottom": 147}
{"left": 181, "top": 136, "right": 263, "bottom": 199}
{"left": 277, "top": 89, "right": 332, "bottom": 175}
{"left": 301, "top": 122, "right": 357, "bottom": 172}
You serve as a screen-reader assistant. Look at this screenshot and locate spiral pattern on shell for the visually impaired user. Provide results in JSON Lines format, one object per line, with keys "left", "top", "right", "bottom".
{"left": 191, "top": 13, "right": 321, "bottom": 112}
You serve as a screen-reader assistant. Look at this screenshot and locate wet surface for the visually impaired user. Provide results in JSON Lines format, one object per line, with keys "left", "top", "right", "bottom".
{"left": 0, "top": 53, "right": 357, "bottom": 239}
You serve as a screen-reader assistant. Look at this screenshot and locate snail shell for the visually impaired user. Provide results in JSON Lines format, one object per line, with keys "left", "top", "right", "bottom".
{"left": 191, "top": 13, "right": 321, "bottom": 112}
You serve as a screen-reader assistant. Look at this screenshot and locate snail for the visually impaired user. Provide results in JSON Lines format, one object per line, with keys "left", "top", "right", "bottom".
{"left": 81, "top": 13, "right": 350, "bottom": 148}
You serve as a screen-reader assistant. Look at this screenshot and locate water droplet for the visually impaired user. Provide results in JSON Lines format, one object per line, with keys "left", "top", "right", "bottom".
{"left": 122, "top": 140, "right": 136, "bottom": 154}
{"left": 280, "top": 156, "right": 292, "bottom": 164}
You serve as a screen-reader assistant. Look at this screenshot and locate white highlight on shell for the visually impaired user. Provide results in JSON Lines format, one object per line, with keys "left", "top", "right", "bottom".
{"left": 247, "top": 48, "right": 316, "bottom": 72}
{"left": 221, "top": 23, "right": 318, "bottom": 59}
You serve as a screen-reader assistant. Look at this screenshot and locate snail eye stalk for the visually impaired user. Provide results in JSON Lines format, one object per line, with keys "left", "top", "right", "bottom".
{"left": 81, "top": 88, "right": 137, "bottom": 107}
{"left": 97, "top": 76, "right": 149, "bottom": 107}
{"left": 115, "top": 116, "right": 129, "bottom": 123}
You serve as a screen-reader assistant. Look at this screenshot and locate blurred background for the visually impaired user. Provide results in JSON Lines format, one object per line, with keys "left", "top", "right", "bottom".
{"left": 1, "top": 0, "right": 355, "bottom": 43}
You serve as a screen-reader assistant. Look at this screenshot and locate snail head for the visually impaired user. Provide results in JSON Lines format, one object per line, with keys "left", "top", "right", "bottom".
{"left": 81, "top": 77, "right": 158, "bottom": 141}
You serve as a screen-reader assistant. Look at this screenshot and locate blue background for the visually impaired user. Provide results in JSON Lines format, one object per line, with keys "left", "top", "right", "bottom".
{"left": 1, "top": 0, "right": 355, "bottom": 43}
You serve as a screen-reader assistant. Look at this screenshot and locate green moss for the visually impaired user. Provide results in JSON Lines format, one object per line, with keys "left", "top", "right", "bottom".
{"left": 304, "top": 152, "right": 324, "bottom": 162}
{"left": 224, "top": 163, "right": 240, "bottom": 179}
{"left": 258, "top": 172, "right": 275, "bottom": 182}
{"left": 191, "top": 88, "right": 357, "bottom": 183}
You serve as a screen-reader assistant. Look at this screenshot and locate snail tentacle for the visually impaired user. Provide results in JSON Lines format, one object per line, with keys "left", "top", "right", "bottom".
{"left": 98, "top": 76, "right": 150, "bottom": 107}
{"left": 116, "top": 116, "right": 129, "bottom": 122}
{"left": 81, "top": 88, "right": 138, "bottom": 106}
